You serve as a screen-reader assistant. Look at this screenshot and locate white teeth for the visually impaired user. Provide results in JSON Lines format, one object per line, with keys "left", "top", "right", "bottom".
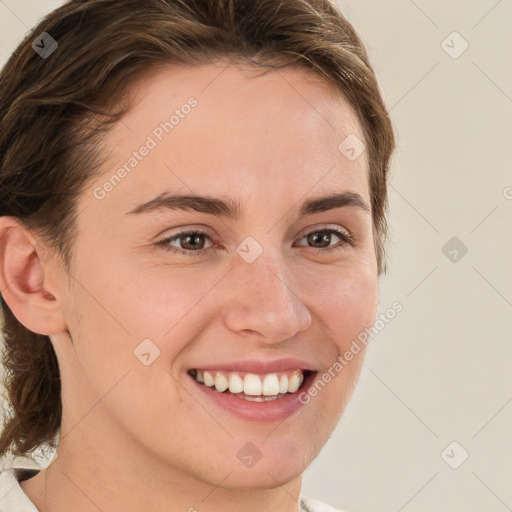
{"left": 279, "top": 375, "right": 289, "bottom": 394}
{"left": 288, "top": 372, "right": 302, "bottom": 393}
{"left": 203, "top": 371, "right": 215, "bottom": 387}
{"left": 214, "top": 373, "right": 229, "bottom": 392}
{"left": 243, "top": 374, "right": 262, "bottom": 395}
{"left": 192, "top": 369, "right": 307, "bottom": 396}
{"left": 262, "top": 374, "right": 280, "bottom": 396}
{"left": 228, "top": 373, "right": 244, "bottom": 393}
{"left": 237, "top": 394, "right": 279, "bottom": 402}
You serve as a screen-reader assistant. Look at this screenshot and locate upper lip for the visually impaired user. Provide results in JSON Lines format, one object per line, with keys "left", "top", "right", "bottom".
{"left": 189, "top": 358, "right": 317, "bottom": 374}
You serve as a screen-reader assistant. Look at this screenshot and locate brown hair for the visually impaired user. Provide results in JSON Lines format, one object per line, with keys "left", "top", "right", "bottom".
{"left": 0, "top": 0, "right": 396, "bottom": 459}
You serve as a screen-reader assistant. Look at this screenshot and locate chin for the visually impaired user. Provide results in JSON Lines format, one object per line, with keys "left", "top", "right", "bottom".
{"left": 216, "top": 463, "right": 306, "bottom": 490}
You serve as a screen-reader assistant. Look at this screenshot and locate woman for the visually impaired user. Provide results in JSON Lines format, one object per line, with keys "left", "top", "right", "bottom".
{"left": 0, "top": 0, "right": 395, "bottom": 510}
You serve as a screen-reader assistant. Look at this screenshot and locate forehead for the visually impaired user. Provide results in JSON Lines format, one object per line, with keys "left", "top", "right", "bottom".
{"left": 90, "top": 62, "right": 369, "bottom": 213}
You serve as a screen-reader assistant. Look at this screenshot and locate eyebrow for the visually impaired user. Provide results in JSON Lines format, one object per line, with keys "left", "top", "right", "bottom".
{"left": 126, "top": 191, "right": 370, "bottom": 218}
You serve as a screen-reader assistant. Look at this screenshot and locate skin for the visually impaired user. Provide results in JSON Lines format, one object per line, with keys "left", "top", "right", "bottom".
{"left": 0, "top": 61, "right": 378, "bottom": 512}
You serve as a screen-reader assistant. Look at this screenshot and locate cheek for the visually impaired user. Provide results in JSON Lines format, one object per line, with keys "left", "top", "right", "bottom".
{"left": 297, "top": 264, "right": 376, "bottom": 427}
{"left": 122, "top": 266, "right": 225, "bottom": 340}
{"left": 303, "top": 260, "right": 378, "bottom": 350}
{"left": 61, "top": 280, "right": 184, "bottom": 435}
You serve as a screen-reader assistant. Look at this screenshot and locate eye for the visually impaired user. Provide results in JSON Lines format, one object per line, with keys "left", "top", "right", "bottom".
{"left": 295, "top": 227, "right": 354, "bottom": 253}
{"left": 156, "top": 229, "right": 213, "bottom": 257}
{"left": 155, "top": 226, "right": 354, "bottom": 257}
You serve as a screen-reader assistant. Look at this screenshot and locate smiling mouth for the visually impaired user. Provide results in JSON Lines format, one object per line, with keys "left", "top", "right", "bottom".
{"left": 187, "top": 368, "right": 314, "bottom": 401}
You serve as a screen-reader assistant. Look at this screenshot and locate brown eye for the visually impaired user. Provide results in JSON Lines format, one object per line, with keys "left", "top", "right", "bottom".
{"left": 296, "top": 228, "right": 354, "bottom": 251}
{"left": 177, "top": 232, "right": 207, "bottom": 250}
{"left": 157, "top": 229, "right": 213, "bottom": 256}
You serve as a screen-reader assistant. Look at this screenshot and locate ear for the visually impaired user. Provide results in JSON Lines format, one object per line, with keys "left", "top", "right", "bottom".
{"left": 0, "top": 216, "right": 67, "bottom": 335}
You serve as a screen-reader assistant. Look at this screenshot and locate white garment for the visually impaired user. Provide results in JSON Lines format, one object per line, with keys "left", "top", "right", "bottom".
{"left": 0, "top": 467, "right": 39, "bottom": 511}
{"left": 0, "top": 466, "right": 344, "bottom": 512}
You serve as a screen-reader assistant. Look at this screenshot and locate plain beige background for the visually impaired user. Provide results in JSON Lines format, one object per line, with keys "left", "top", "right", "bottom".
{"left": 0, "top": 1, "right": 511, "bottom": 511}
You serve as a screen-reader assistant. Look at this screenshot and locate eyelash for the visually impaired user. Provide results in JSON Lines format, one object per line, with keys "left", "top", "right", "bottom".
{"left": 155, "top": 226, "right": 355, "bottom": 257}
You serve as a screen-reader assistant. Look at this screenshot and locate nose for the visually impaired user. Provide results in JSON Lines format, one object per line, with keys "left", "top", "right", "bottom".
{"left": 221, "top": 249, "right": 312, "bottom": 343}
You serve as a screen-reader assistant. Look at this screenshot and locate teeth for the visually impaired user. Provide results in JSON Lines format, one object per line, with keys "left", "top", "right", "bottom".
{"left": 243, "top": 374, "right": 262, "bottom": 395}
{"left": 192, "top": 369, "right": 306, "bottom": 396}
{"left": 214, "top": 373, "right": 229, "bottom": 392}
{"left": 237, "top": 394, "right": 279, "bottom": 402}
{"left": 288, "top": 372, "right": 303, "bottom": 393}
{"left": 279, "top": 374, "right": 289, "bottom": 394}
{"left": 203, "top": 371, "right": 215, "bottom": 387}
{"left": 262, "top": 374, "right": 280, "bottom": 396}
{"left": 228, "top": 373, "right": 244, "bottom": 393}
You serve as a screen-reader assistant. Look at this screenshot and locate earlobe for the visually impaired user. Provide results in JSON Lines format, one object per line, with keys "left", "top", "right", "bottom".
{"left": 0, "top": 216, "right": 66, "bottom": 335}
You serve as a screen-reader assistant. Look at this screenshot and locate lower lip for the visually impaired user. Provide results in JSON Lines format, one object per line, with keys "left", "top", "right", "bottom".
{"left": 189, "top": 371, "right": 318, "bottom": 423}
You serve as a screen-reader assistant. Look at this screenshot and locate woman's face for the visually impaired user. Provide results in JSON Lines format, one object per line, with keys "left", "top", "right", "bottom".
{"left": 52, "top": 62, "right": 378, "bottom": 488}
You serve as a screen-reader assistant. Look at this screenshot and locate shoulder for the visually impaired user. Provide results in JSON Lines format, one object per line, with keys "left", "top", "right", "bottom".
{"left": 300, "top": 494, "right": 347, "bottom": 512}
{"left": 0, "top": 465, "right": 40, "bottom": 511}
